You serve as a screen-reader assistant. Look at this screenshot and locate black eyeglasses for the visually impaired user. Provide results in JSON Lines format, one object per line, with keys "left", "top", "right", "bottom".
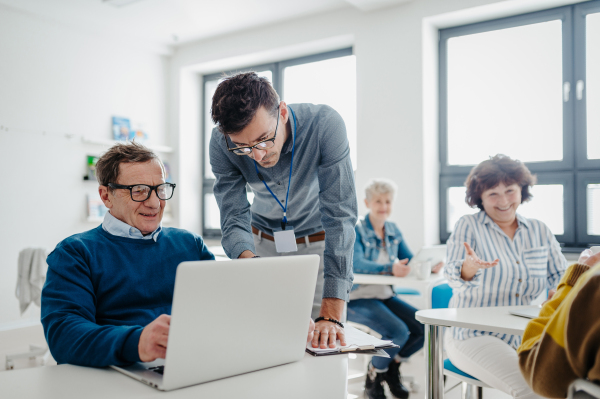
{"left": 226, "top": 106, "right": 280, "bottom": 156}
{"left": 108, "top": 183, "right": 177, "bottom": 202}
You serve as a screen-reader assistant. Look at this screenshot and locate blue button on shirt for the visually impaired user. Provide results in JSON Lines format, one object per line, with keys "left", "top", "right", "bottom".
{"left": 102, "top": 211, "right": 162, "bottom": 242}
{"left": 209, "top": 103, "right": 358, "bottom": 301}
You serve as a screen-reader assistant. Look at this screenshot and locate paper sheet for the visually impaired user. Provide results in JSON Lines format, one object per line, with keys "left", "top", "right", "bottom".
{"left": 306, "top": 324, "right": 395, "bottom": 354}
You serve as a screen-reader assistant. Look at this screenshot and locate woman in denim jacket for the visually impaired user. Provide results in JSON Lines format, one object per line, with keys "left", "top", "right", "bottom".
{"left": 348, "top": 179, "right": 440, "bottom": 399}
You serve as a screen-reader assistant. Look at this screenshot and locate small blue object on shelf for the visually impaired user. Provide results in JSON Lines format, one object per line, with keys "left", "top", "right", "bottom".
{"left": 112, "top": 116, "right": 149, "bottom": 143}
{"left": 112, "top": 116, "right": 131, "bottom": 141}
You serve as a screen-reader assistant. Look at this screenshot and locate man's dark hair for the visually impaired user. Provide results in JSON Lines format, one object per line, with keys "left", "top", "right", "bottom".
{"left": 211, "top": 72, "right": 280, "bottom": 134}
{"left": 95, "top": 142, "right": 161, "bottom": 189}
{"left": 465, "top": 154, "right": 537, "bottom": 210}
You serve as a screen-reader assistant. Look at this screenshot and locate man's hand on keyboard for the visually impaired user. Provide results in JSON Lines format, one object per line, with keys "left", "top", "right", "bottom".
{"left": 139, "top": 314, "right": 171, "bottom": 362}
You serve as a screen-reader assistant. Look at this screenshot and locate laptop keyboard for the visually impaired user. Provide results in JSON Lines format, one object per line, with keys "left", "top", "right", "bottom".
{"left": 148, "top": 366, "right": 164, "bottom": 375}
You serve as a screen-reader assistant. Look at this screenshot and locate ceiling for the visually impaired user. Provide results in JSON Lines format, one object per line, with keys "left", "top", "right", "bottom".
{"left": 0, "top": 0, "right": 413, "bottom": 54}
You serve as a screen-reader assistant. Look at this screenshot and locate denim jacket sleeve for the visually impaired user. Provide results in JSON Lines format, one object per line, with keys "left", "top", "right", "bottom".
{"left": 390, "top": 223, "right": 413, "bottom": 261}
{"left": 352, "top": 225, "right": 393, "bottom": 275}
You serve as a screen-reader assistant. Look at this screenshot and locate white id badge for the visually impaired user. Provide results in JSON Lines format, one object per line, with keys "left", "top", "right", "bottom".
{"left": 273, "top": 228, "right": 298, "bottom": 253}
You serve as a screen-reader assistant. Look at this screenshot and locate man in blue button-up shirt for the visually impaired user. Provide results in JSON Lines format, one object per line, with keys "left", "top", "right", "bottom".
{"left": 209, "top": 72, "right": 358, "bottom": 349}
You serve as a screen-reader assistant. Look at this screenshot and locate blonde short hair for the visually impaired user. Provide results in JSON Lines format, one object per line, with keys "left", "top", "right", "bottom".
{"left": 365, "top": 179, "right": 397, "bottom": 200}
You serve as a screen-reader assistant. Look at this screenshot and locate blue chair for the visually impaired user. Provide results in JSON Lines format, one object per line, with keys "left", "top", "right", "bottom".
{"left": 394, "top": 287, "right": 421, "bottom": 296}
{"left": 429, "top": 281, "right": 490, "bottom": 399}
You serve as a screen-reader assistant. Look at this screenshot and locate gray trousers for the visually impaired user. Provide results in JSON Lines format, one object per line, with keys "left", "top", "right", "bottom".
{"left": 253, "top": 233, "right": 325, "bottom": 319}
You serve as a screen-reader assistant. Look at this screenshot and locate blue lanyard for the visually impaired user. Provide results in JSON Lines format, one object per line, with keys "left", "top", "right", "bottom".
{"left": 253, "top": 106, "right": 297, "bottom": 230}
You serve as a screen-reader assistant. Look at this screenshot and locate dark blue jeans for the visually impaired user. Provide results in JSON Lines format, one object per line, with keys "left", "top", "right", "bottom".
{"left": 347, "top": 296, "right": 424, "bottom": 370}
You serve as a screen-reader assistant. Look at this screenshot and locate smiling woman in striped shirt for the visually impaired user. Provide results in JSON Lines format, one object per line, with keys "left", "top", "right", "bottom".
{"left": 443, "top": 154, "right": 567, "bottom": 399}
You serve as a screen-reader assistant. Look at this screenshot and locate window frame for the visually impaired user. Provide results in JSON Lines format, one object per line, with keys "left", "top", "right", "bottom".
{"left": 439, "top": 2, "right": 600, "bottom": 249}
{"left": 201, "top": 48, "right": 353, "bottom": 238}
{"left": 576, "top": 171, "right": 600, "bottom": 246}
{"left": 574, "top": 1, "right": 600, "bottom": 171}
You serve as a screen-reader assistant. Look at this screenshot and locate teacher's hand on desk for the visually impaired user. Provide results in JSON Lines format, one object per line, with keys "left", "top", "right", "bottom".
{"left": 311, "top": 298, "right": 347, "bottom": 349}
{"left": 139, "top": 314, "right": 171, "bottom": 362}
{"left": 461, "top": 242, "right": 499, "bottom": 281}
{"left": 392, "top": 258, "right": 410, "bottom": 277}
{"left": 307, "top": 318, "right": 316, "bottom": 342}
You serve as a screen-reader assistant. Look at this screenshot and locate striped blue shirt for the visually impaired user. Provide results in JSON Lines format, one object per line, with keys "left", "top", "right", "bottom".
{"left": 444, "top": 211, "right": 566, "bottom": 349}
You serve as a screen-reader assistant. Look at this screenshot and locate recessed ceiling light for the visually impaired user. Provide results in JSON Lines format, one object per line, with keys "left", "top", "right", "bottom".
{"left": 102, "top": 0, "right": 146, "bottom": 7}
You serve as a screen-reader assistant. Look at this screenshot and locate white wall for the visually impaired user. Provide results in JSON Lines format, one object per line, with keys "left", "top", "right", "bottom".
{"left": 0, "top": 5, "right": 169, "bottom": 325}
{"left": 169, "top": 0, "right": 506, "bottom": 253}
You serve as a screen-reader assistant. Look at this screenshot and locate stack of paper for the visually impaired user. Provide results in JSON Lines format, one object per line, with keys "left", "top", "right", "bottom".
{"left": 306, "top": 324, "right": 398, "bottom": 357}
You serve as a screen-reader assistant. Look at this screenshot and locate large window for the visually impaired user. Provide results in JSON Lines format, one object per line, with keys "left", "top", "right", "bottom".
{"left": 202, "top": 49, "right": 356, "bottom": 237}
{"left": 439, "top": 2, "right": 600, "bottom": 248}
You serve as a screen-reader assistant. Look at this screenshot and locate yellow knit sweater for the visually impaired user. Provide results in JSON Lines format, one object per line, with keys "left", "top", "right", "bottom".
{"left": 518, "top": 261, "right": 600, "bottom": 398}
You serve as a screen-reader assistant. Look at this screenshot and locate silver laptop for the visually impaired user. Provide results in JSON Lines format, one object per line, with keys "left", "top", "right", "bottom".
{"left": 111, "top": 254, "right": 319, "bottom": 391}
{"left": 509, "top": 305, "right": 542, "bottom": 319}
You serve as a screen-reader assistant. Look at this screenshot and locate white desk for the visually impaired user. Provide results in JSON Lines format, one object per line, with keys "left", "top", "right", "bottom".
{"left": 353, "top": 272, "right": 443, "bottom": 286}
{"left": 415, "top": 306, "right": 531, "bottom": 399}
{"left": 353, "top": 272, "right": 444, "bottom": 294}
{"left": 0, "top": 353, "right": 348, "bottom": 399}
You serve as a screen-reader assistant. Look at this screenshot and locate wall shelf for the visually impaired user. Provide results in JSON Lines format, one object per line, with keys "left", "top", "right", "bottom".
{"left": 81, "top": 137, "right": 173, "bottom": 153}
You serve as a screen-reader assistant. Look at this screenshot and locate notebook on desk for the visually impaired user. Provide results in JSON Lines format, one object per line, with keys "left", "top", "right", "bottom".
{"left": 110, "top": 255, "right": 319, "bottom": 391}
{"left": 509, "top": 305, "right": 542, "bottom": 319}
{"left": 305, "top": 324, "right": 398, "bottom": 357}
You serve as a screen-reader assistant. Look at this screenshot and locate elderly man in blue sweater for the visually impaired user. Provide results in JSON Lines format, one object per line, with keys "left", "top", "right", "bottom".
{"left": 41, "top": 142, "right": 215, "bottom": 367}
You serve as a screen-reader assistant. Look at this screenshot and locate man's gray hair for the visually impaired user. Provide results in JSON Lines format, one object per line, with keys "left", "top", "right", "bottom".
{"left": 95, "top": 142, "right": 162, "bottom": 188}
{"left": 365, "top": 178, "right": 397, "bottom": 200}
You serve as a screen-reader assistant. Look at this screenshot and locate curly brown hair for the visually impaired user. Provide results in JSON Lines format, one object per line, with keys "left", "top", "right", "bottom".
{"left": 465, "top": 154, "right": 537, "bottom": 210}
{"left": 210, "top": 72, "right": 280, "bottom": 134}
{"left": 95, "top": 142, "right": 161, "bottom": 189}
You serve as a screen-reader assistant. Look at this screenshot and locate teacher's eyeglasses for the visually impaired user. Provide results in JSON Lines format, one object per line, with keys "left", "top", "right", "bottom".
{"left": 226, "top": 106, "right": 280, "bottom": 156}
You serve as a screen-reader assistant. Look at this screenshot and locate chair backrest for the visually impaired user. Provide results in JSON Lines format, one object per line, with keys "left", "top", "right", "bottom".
{"left": 430, "top": 282, "right": 453, "bottom": 309}
{"left": 568, "top": 379, "right": 600, "bottom": 399}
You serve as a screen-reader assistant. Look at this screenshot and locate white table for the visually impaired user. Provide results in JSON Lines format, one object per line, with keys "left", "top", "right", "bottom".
{"left": 353, "top": 272, "right": 445, "bottom": 299}
{"left": 0, "top": 353, "right": 348, "bottom": 399}
{"left": 415, "top": 306, "right": 531, "bottom": 399}
{"left": 353, "top": 271, "right": 443, "bottom": 287}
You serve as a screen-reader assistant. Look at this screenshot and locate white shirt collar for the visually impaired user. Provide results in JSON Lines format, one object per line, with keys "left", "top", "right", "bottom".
{"left": 102, "top": 211, "right": 162, "bottom": 242}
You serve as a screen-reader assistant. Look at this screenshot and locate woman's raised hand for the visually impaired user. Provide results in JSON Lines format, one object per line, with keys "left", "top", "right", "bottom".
{"left": 461, "top": 242, "right": 499, "bottom": 281}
